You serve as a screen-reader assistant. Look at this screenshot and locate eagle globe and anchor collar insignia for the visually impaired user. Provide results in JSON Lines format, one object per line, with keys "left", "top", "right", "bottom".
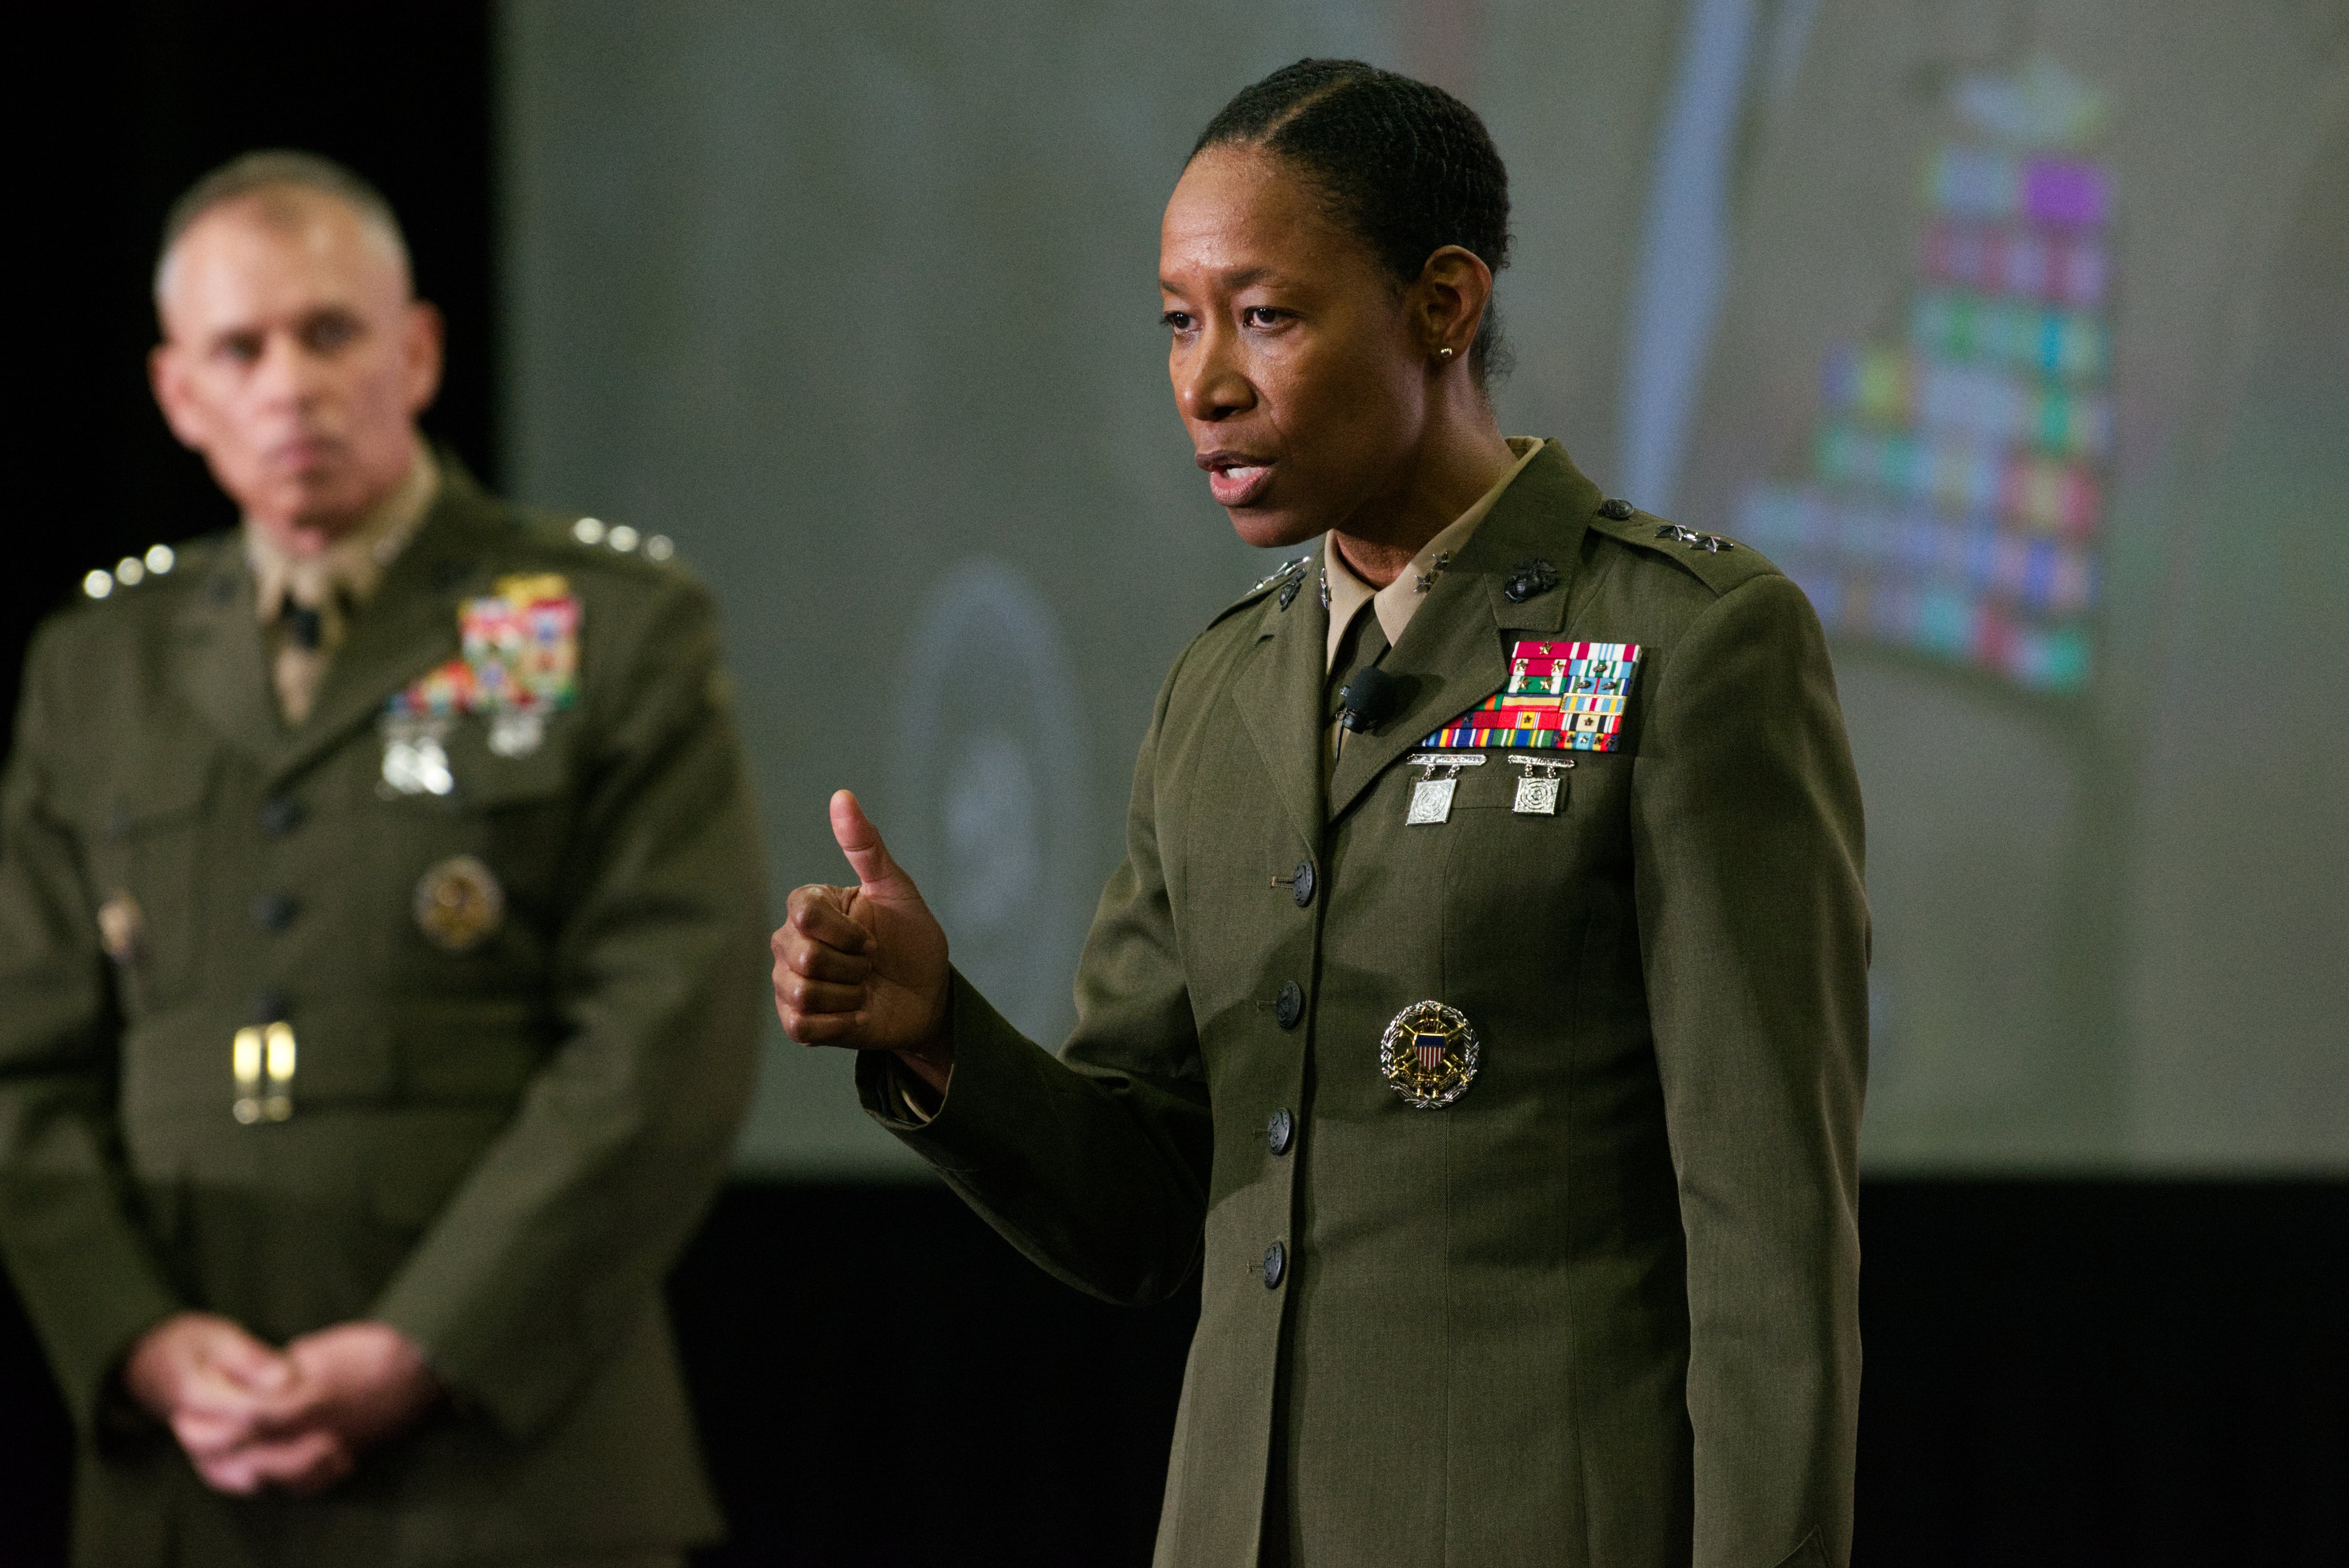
{"left": 1380, "top": 1000, "right": 1481, "bottom": 1109}
{"left": 380, "top": 574, "right": 583, "bottom": 796}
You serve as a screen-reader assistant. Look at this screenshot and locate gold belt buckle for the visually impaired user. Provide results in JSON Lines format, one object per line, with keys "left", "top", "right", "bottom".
{"left": 232, "top": 1021, "right": 296, "bottom": 1124}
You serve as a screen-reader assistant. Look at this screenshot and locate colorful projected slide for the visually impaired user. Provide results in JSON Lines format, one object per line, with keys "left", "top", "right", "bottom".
{"left": 1737, "top": 86, "right": 2116, "bottom": 694}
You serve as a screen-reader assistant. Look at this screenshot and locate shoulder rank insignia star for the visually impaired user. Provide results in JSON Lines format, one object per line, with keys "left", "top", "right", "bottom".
{"left": 1656, "top": 523, "right": 1737, "bottom": 552}
{"left": 78, "top": 543, "right": 180, "bottom": 601}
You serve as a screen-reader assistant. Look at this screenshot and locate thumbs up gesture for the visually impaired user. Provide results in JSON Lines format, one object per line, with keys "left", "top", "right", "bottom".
{"left": 772, "top": 790, "right": 954, "bottom": 1090}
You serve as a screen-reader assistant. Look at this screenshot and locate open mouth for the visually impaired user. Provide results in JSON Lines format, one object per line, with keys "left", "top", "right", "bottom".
{"left": 1201, "top": 454, "right": 1274, "bottom": 508}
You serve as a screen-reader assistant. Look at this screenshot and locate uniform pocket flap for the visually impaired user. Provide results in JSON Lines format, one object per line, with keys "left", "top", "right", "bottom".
{"left": 74, "top": 748, "right": 218, "bottom": 836}
{"left": 439, "top": 714, "right": 576, "bottom": 809}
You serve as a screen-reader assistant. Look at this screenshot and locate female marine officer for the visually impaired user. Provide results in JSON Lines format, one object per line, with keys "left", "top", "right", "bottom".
{"left": 774, "top": 59, "right": 1868, "bottom": 1568}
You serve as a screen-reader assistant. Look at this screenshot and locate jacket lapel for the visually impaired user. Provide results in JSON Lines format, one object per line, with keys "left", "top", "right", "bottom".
{"left": 265, "top": 475, "right": 501, "bottom": 788}
{"left": 1325, "top": 442, "right": 1600, "bottom": 823}
{"left": 171, "top": 553, "right": 288, "bottom": 764}
{"left": 1229, "top": 558, "right": 1330, "bottom": 852}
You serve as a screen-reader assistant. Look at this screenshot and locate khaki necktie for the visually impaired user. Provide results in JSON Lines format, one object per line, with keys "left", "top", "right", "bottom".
{"left": 272, "top": 577, "right": 347, "bottom": 725}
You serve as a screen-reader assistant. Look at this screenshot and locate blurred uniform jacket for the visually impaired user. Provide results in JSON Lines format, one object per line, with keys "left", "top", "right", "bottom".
{"left": 0, "top": 463, "right": 767, "bottom": 1567}
{"left": 863, "top": 443, "right": 1870, "bottom": 1568}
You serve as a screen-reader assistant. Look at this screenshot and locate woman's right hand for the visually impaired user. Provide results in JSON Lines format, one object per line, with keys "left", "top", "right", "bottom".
{"left": 771, "top": 789, "right": 954, "bottom": 1092}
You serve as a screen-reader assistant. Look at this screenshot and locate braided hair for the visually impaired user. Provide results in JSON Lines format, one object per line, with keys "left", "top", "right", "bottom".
{"left": 1192, "top": 60, "right": 1514, "bottom": 386}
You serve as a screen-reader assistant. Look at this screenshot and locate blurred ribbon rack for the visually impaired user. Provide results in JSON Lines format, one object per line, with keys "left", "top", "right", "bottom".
{"left": 1738, "top": 54, "right": 2116, "bottom": 695}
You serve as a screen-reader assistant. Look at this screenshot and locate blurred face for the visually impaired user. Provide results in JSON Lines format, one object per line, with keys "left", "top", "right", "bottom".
{"left": 1160, "top": 146, "right": 1427, "bottom": 550}
{"left": 150, "top": 191, "right": 442, "bottom": 547}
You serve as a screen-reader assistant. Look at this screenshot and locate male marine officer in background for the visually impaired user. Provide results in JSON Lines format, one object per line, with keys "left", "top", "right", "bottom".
{"left": 0, "top": 151, "right": 766, "bottom": 1567}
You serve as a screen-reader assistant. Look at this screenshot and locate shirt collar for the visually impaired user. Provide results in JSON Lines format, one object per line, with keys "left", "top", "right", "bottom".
{"left": 1322, "top": 435, "right": 1545, "bottom": 672}
{"left": 246, "top": 443, "right": 441, "bottom": 622}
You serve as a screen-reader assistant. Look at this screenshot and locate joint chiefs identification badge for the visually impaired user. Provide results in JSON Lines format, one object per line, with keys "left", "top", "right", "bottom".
{"left": 413, "top": 854, "right": 506, "bottom": 952}
{"left": 1379, "top": 1000, "right": 1481, "bottom": 1110}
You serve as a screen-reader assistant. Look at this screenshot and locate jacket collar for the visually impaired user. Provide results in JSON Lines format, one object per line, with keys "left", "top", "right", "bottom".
{"left": 1316, "top": 439, "right": 1599, "bottom": 824}
{"left": 1229, "top": 557, "right": 1333, "bottom": 852}
{"left": 171, "top": 460, "right": 511, "bottom": 786}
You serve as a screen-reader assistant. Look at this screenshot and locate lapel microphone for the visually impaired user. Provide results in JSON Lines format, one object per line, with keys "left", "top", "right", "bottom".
{"left": 1337, "top": 667, "right": 1401, "bottom": 734}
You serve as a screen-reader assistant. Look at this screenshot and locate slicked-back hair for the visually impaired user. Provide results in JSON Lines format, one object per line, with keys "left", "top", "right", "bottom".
{"left": 1193, "top": 60, "right": 1513, "bottom": 386}
{"left": 155, "top": 149, "right": 411, "bottom": 305}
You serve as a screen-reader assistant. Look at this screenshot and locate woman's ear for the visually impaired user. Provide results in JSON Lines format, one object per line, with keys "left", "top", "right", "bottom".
{"left": 1415, "top": 245, "right": 1494, "bottom": 362}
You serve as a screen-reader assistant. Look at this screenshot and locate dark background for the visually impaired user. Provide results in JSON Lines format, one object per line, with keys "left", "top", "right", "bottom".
{"left": 2, "top": 7, "right": 2341, "bottom": 1565}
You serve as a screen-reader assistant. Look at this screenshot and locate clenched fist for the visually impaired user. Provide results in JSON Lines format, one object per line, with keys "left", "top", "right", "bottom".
{"left": 771, "top": 790, "right": 954, "bottom": 1093}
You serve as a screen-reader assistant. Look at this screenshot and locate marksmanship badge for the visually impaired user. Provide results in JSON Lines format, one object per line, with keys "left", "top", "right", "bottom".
{"left": 413, "top": 854, "right": 506, "bottom": 952}
{"left": 1509, "top": 753, "right": 1573, "bottom": 815}
{"left": 1404, "top": 752, "right": 1486, "bottom": 825}
{"left": 1379, "top": 1000, "right": 1481, "bottom": 1109}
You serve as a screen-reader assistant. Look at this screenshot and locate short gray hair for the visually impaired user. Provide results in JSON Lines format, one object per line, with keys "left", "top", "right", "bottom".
{"left": 155, "top": 149, "right": 412, "bottom": 304}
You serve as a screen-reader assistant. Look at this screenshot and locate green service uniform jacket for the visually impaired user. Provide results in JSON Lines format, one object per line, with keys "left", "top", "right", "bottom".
{"left": 861, "top": 442, "right": 1869, "bottom": 1568}
{"left": 0, "top": 468, "right": 767, "bottom": 1567}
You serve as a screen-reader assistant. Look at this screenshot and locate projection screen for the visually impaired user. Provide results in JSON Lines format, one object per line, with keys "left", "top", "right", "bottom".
{"left": 501, "top": 0, "right": 2348, "bottom": 1176}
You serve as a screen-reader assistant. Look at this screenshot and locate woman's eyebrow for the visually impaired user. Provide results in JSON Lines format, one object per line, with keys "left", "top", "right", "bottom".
{"left": 1162, "top": 264, "right": 1291, "bottom": 292}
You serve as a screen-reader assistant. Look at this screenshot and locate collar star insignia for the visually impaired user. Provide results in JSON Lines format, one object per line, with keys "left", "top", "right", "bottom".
{"left": 1248, "top": 556, "right": 1312, "bottom": 597}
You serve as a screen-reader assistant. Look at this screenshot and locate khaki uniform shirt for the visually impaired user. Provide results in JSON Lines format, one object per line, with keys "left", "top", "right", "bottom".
{"left": 245, "top": 446, "right": 440, "bottom": 724}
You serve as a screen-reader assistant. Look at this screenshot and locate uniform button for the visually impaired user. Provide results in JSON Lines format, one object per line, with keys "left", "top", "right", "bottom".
{"left": 1274, "top": 981, "right": 1305, "bottom": 1030}
{"left": 258, "top": 798, "right": 304, "bottom": 837}
{"left": 1288, "top": 860, "right": 1315, "bottom": 908}
{"left": 250, "top": 893, "right": 299, "bottom": 932}
{"left": 1267, "top": 1108, "right": 1294, "bottom": 1156}
{"left": 1598, "top": 497, "right": 1635, "bottom": 520}
{"left": 1262, "top": 1241, "right": 1286, "bottom": 1289}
